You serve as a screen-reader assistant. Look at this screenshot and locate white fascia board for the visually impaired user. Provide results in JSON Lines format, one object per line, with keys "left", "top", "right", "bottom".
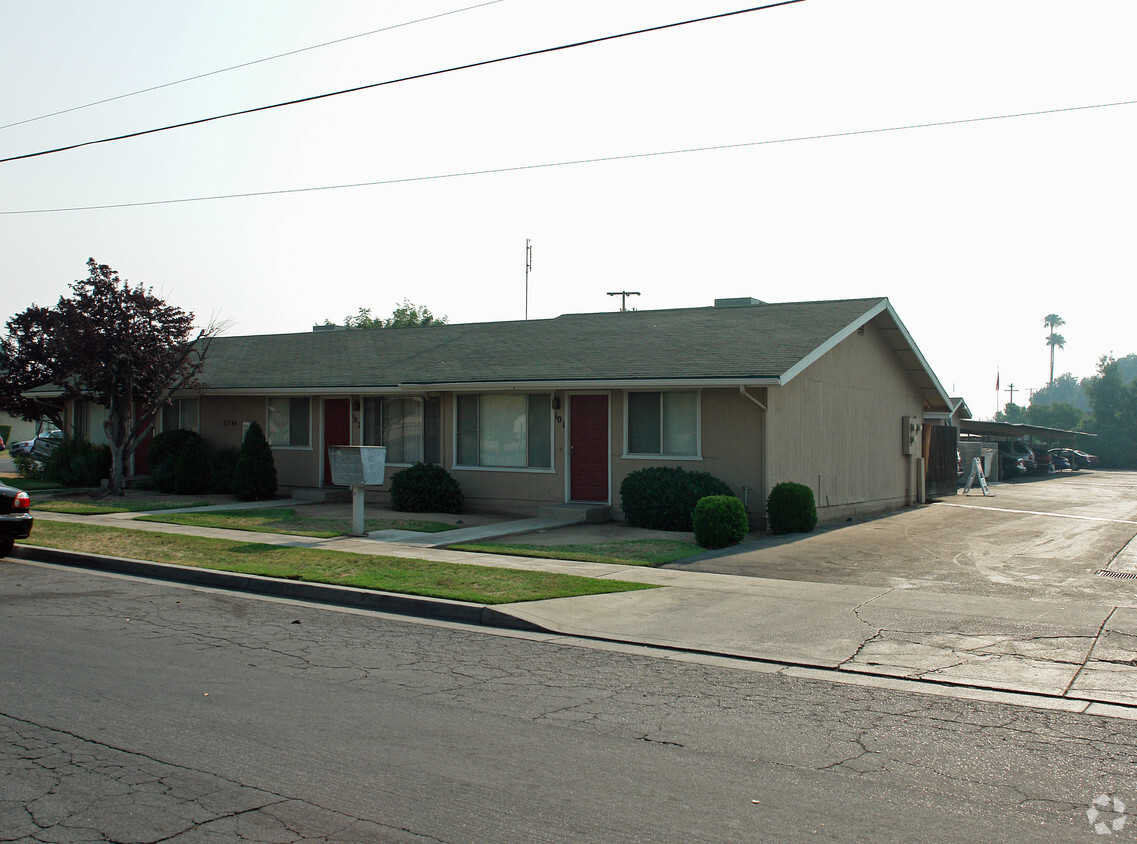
{"left": 193, "top": 386, "right": 401, "bottom": 396}
{"left": 880, "top": 301, "right": 953, "bottom": 409}
{"left": 778, "top": 299, "right": 891, "bottom": 386}
{"left": 778, "top": 299, "right": 953, "bottom": 411}
{"left": 396, "top": 378, "right": 783, "bottom": 391}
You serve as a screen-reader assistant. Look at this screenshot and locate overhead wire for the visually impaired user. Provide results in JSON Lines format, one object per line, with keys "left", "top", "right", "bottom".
{"left": 3, "top": 96, "right": 1133, "bottom": 216}
{"left": 0, "top": 0, "right": 806, "bottom": 165}
{"left": 0, "top": 0, "right": 506, "bottom": 132}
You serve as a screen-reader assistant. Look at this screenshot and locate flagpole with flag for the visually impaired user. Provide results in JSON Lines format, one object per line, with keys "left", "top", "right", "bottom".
{"left": 995, "top": 369, "right": 1000, "bottom": 418}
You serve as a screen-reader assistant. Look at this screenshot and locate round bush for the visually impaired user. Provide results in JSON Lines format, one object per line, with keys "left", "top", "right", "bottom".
{"left": 692, "top": 495, "right": 750, "bottom": 549}
{"left": 147, "top": 428, "right": 202, "bottom": 493}
{"left": 389, "top": 462, "right": 463, "bottom": 513}
{"left": 174, "top": 435, "right": 211, "bottom": 494}
{"left": 232, "top": 421, "right": 278, "bottom": 501}
{"left": 43, "top": 437, "right": 111, "bottom": 487}
{"left": 619, "top": 466, "right": 733, "bottom": 532}
{"left": 766, "top": 481, "right": 818, "bottom": 534}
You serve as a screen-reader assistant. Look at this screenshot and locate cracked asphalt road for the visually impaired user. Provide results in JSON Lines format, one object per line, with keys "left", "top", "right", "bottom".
{"left": 4, "top": 561, "right": 1137, "bottom": 842}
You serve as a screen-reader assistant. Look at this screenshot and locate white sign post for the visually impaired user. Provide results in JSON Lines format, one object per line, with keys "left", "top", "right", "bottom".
{"left": 327, "top": 446, "right": 387, "bottom": 536}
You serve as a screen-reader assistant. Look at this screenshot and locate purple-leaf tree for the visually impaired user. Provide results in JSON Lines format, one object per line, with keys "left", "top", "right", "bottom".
{"left": 1, "top": 259, "right": 221, "bottom": 494}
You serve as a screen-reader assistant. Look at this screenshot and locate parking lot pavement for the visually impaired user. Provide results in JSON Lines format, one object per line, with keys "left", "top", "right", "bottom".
{"left": 668, "top": 471, "right": 1137, "bottom": 604}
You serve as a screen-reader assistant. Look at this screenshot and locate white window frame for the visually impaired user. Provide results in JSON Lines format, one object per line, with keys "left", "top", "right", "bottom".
{"left": 452, "top": 392, "right": 555, "bottom": 473}
{"left": 161, "top": 397, "right": 200, "bottom": 433}
{"left": 361, "top": 396, "right": 441, "bottom": 466}
{"left": 623, "top": 389, "right": 702, "bottom": 460}
{"left": 266, "top": 397, "right": 312, "bottom": 449}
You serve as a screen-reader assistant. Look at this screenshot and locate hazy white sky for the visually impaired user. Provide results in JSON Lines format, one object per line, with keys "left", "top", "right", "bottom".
{"left": 2, "top": 0, "right": 1133, "bottom": 419}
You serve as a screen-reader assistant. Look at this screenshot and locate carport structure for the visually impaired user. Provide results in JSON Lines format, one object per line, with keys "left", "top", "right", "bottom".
{"left": 958, "top": 419, "right": 1096, "bottom": 480}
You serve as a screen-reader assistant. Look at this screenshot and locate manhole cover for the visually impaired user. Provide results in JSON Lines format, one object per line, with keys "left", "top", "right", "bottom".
{"left": 1095, "top": 570, "right": 1137, "bottom": 580}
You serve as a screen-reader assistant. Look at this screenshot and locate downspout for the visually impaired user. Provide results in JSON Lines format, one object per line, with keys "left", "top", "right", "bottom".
{"left": 739, "top": 385, "right": 767, "bottom": 411}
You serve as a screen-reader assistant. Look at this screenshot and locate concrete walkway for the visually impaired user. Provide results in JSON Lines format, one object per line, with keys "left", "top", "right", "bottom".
{"left": 20, "top": 504, "right": 1137, "bottom": 718}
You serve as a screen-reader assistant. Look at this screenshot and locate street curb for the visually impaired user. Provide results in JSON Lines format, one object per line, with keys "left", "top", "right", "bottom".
{"left": 10, "top": 545, "right": 548, "bottom": 634}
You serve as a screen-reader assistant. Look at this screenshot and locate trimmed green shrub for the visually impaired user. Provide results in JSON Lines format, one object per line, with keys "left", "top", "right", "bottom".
{"left": 389, "top": 462, "right": 463, "bottom": 513}
{"left": 43, "top": 437, "right": 111, "bottom": 487}
{"left": 619, "top": 466, "right": 733, "bottom": 531}
{"left": 13, "top": 454, "right": 43, "bottom": 480}
{"left": 232, "top": 421, "right": 278, "bottom": 501}
{"left": 693, "top": 495, "right": 750, "bottom": 549}
{"left": 766, "top": 481, "right": 818, "bottom": 534}
{"left": 148, "top": 428, "right": 201, "bottom": 493}
{"left": 173, "top": 434, "right": 211, "bottom": 494}
{"left": 208, "top": 447, "right": 239, "bottom": 495}
{"left": 0, "top": 425, "right": 11, "bottom": 446}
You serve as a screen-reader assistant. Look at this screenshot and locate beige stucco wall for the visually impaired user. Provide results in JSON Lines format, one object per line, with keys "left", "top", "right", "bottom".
{"left": 764, "top": 319, "right": 927, "bottom": 521}
{"left": 609, "top": 387, "right": 767, "bottom": 525}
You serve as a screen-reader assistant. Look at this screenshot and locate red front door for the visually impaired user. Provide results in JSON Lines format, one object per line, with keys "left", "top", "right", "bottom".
{"left": 323, "top": 398, "right": 351, "bottom": 486}
{"left": 569, "top": 394, "right": 609, "bottom": 502}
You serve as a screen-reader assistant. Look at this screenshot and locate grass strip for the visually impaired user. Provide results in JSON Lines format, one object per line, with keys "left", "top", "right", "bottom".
{"left": 451, "top": 539, "right": 701, "bottom": 566}
{"left": 23, "top": 521, "right": 656, "bottom": 604}
{"left": 35, "top": 498, "right": 211, "bottom": 515}
{"left": 138, "top": 507, "right": 457, "bottom": 538}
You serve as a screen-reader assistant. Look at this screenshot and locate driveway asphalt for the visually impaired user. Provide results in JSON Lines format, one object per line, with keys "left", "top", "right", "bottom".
{"left": 9, "top": 470, "right": 1137, "bottom": 718}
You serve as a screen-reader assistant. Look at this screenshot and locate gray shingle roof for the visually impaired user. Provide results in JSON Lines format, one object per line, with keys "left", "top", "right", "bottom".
{"left": 198, "top": 297, "right": 889, "bottom": 391}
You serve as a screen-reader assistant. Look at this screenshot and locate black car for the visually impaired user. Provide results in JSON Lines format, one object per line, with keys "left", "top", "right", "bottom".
{"left": 0, "top": 483, "right": 33, "bottom": 557}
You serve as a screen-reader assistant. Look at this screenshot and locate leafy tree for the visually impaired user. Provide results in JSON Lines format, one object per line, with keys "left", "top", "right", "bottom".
{"left": 1044, "top": 314, "right": 1066, "bottom": 386}
{"left": 0, "top": 259, "right": 220, "bottom": 495}
{"left": 1023, "top": 401, "right": 1085, "bottom": 431}
{"left": 1030, "top": 372, "right": 1089, "bottom": 412}
{"left": 1083, "top": 355, "right": 1137, "bottom": 467}
{"left": 331, "top": 300, "right": 449, "bottom": 329}
{"left": 995, "top": 402, "right": 1026, "bottom": 423}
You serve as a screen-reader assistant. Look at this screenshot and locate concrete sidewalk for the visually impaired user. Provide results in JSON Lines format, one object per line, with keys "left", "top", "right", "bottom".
{"left": 22, "top": 506, "right": 1137, "bottom": 716}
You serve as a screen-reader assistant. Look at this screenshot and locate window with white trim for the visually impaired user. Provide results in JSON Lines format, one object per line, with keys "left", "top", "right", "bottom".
{"left": 266, "top": 398, "right": 310, "bottom": 447}
{"left": 626, "top": 391, "right": 699, "bottom": 457}
{"left": 161, "top": 398, "right": 199, "bottom": 432}
{"left": 361, "top": 396, "right": 441, "bottom": 464}
{"left": 456, "top": 393, "right": 552, "bottom": 469}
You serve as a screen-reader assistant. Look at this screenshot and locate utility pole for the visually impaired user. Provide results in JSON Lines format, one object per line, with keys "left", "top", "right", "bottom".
{"left": 525, "top": 239, "right": 532, "bottom": 320}
{"left": 607, "top": 291, "right": 640, "bottom": 312}
{"left": 1005, "top": 383, "right": 1017, "bottom": 406}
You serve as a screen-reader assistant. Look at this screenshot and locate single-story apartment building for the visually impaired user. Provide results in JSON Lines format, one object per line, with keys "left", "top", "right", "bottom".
{"left": 63, "top": 296, "right": 954, "bottom": 526}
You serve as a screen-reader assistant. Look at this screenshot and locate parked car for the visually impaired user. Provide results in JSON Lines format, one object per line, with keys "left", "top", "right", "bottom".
{"left": 8, "top": 429, "right": 62, "bottom": 460}
{"left": 0, "top": 482, "right": 33, "bottom": 557}
{"left": 1049, "top": 452, "right": 1071, "bottom": 471}
{"left": 1000, "top": 453, "right": 1028, "bottom": 479}
{"left": 999, "top": 443, "right": 1034, "bottom": 476}
{"left": 1048, "top": 448, "right": 1079, "bottom": 471}
{"left": 1032, "top": 447, "right": 1054, "bottom": 473}
{"left": 1070, "top": 449, "right": 1097, "bottom": 469}
{"left": 1009, "top": 441, "right": 1038, "bottom": 473}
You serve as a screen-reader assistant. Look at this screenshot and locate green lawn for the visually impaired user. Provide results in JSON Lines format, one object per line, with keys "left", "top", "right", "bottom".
{"left": 139, "top": 507, "right": 458, "bottom": 538}
{"left": 21, "top": 521, "right": 656, "bottom": 604}
{"left": 451, "top": 538, "right": 702, "bottom": 566}
{"left": 35, "top": 498, "right": 211, "bottom": 515}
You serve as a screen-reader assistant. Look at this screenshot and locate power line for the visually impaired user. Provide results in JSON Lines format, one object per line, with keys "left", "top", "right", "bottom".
{"left": 2, "top": 96, "right": 1133, "bottom": 216}
{"left": 0, "top": 0, "right": 806, "bottom": 165}
{"left": 0, "top": 1, "right": 506, "bottom": 132}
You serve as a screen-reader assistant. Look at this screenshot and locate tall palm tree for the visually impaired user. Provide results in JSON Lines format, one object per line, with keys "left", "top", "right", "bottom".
{"left": 1044, "top": 313, "right": 1066, "bottom": 386}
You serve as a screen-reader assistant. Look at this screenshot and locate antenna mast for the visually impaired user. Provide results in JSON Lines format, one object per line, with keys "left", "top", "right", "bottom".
{"left": 607, "top": 290, "right": 640, "bottom": 312}
{"left": 525, "top": 239, "right": 532, "bottom": 320}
